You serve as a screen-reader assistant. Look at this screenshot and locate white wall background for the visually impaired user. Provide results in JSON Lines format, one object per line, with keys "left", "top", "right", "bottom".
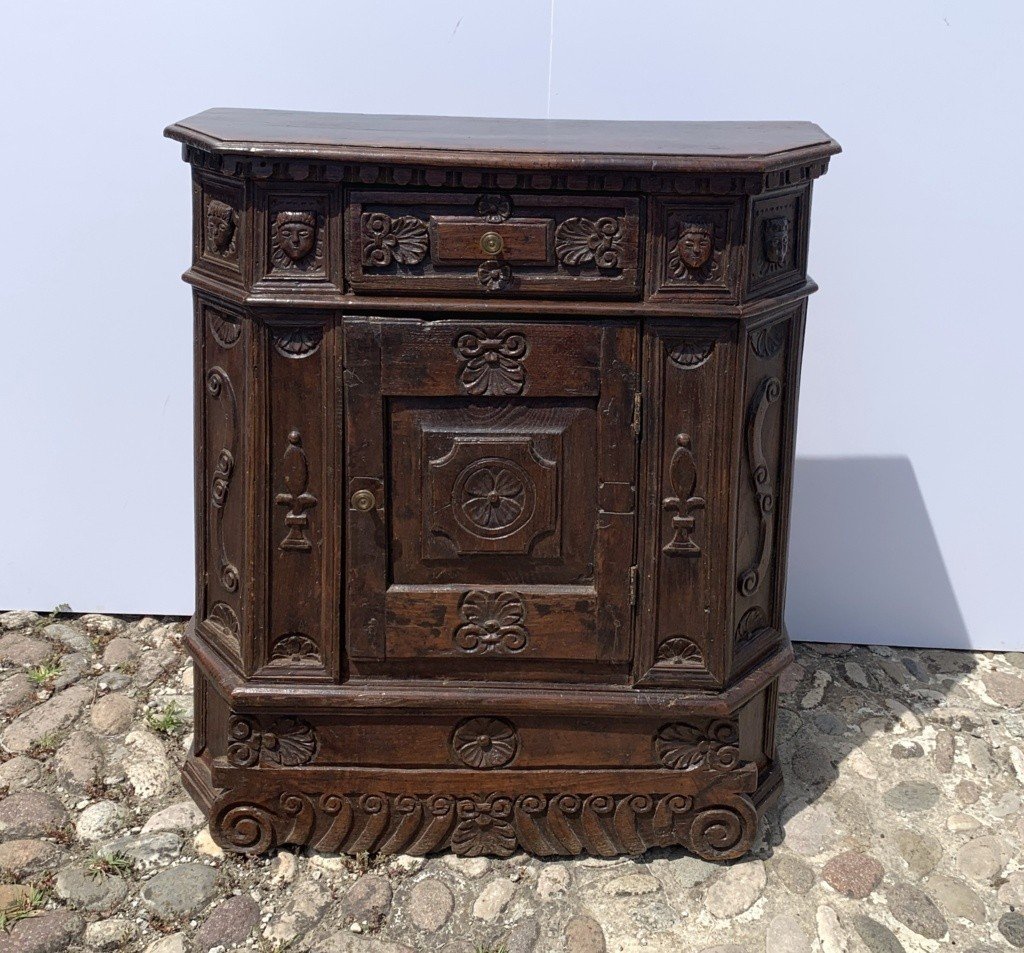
{"left": 1, "top": 1, "right": 1021, "bottom": 650}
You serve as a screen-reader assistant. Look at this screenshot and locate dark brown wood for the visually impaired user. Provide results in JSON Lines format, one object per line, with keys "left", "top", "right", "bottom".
{"left": 167, "top": 109, "right": 839, "bottom": 863}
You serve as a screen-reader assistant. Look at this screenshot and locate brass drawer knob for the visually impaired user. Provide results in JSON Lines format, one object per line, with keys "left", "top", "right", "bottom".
{"left": 351, "top": 489, "right": 377, "bottom": 512}
{"left": 480, "top": 231, "right": 504, "bottom": 255}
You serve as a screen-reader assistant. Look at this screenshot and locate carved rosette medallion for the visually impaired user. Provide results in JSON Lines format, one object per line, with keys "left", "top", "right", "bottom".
{"left": 454, "top": 590, "right": 529, "bottom": 654}
{"left": 662, "top": 434, "right": 706, "bottom": 556}
{"left": 476, "top": 193, "right": 513, "bottom": 222}
{"left": 454, "top": 460, "right": 535, "bottom": 537}
{"left": 654, "top": 720, "right": 740, "bottom": 772}
{"left": 450, "top": 717, "right": 519, "bottom": 769}
{"left": 272, "top": 327, "right": 322, "bottom": 359}
{"left": 454, "top": 328, "right": 528, "bottom": 396}
{"left": 655, "top": 636, "right": 704, "bottom": 666}
{"left": 227, "top": 715, "right": 318, "bottom": 768}
{"left": 271, "top": 210, "right": 323, "bottom": 271}
{"left": 554, "top": 216, "right": 623, "bottom": 269}
{"left": 274, "top": 429, "right": 318, "bottom": 552}
{"left": 205, "top": 198, "right": 237, "bottom": 259}
{"left": 361, "top": 212, "right": 428, "bottom": 267}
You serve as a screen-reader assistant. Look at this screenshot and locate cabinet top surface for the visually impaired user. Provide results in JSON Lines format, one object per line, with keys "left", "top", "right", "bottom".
{"left": 166, "top": 108, "right": 839, "bottom": 172}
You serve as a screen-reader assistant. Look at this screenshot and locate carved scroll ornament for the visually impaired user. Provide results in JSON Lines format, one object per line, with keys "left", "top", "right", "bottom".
{"left": 554, "top": 216, "right": 623, "bottom": 269}
{"left": 738, "top": 377, "right": 783, "bottom": 596}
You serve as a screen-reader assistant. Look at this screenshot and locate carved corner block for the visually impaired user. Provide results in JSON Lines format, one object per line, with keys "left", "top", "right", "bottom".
{"left": 195, "top": 173, "right": 245, "bottom": 285}
{"left": 747, "top": 187, "right": 809, "bottom": 297}
{"left": 253, "top": 185, "right": 342, "bottom": 292}
{"left": 650, "top": 198, "right": 743, "bottom": 300}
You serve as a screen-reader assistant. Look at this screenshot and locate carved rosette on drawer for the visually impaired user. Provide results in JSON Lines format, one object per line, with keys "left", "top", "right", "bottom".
{"left": 345, "top": 191, "right": 641, "bottom": 297}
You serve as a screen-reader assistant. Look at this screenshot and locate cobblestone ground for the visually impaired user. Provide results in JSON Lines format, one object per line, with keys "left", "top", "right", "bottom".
{"left": 1, "top": 610, "right": 1023, "bottom": 952}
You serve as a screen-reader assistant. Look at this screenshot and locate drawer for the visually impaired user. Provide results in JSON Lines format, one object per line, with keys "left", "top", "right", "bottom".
{"left": 345, "top": 191, "right": 641, "bottom": 298}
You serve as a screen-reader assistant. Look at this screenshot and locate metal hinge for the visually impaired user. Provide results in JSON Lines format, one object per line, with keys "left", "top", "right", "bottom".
{"left": 631, "top": 391, "right": 642, "bottom": 438}
{"left": 629, "top": 565, "right": 639, "bottom": 608}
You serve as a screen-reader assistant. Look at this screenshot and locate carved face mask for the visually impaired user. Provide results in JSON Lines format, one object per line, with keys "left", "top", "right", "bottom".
{"left": 677, "top": 223, "right": 714, "bottom": 270}
{"left": 207, "top": 201, "right": 235, "bottom": 252}
{"left": 763, "top": 217, "right": 790, "bottom": 265}
{"left": 274, "top": 211, "right": 317, "bottom": 261}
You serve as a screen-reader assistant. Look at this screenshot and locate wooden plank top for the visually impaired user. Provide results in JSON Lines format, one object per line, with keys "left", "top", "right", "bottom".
{"left": 166, "top": 108, "right": 840, "bottom": 173}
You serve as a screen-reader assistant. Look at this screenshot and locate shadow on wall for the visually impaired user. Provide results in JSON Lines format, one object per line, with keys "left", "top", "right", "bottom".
{"left": 785, "top": 455, "right": 969, "bottom": 649}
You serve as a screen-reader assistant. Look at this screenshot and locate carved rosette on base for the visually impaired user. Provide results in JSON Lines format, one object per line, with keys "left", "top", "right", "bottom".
{"left": 206, "top": 764, "right": 759, "bottom": 861}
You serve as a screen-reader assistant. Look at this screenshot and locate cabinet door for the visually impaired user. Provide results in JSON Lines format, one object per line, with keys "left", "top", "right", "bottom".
{"left": 344, "top": 317, "right": 638, "bottom": 679}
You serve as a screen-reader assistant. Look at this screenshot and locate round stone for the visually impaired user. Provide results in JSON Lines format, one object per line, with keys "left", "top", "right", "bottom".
{"left": 76, "top": 800, "right": 128, "bottom": 842}
{"left": 565, "top": 914, "right": 606, "bottom": 953}
{"left": 886, "top": 882, "right": 948, "bottom": 939}
{"left": 341, "top": 873, "right": 393, "bottom": 928}
{"left": 821, "top": 851, "right": 884, "bottom": 899}
{"left": 765, "top": 913, "right": 812, "bottom": 953}
{"left": 891, "top": 740, "right": 924, "bottom": 759}
{"left": 193, "top": 894, "right": 260, "bottom": 952}
{"left": 55, "top": 864, "right": 129, "bottom": 912}
{"left": 853, "top": 914, "right": 907, "bottom": 953}
{"left": 883, "top": 780, "right": 940, "bottom": 813}
{"left": 925, "top": 873, "right": 986, "bottom": 923}
{"left": 0, "top": 791, "right": 69, "bottom": 839}
{"left": 982, "top": 671, "right": 1024, "bottom": 707}
{"left": 90, "top": 693, "right": 136, "bottom": 735}
{"left": 774, "top": 855, "right": 816, "bottom": 894}
{"left": 893, "top": 828, "right": 943, "bottom": 877}
{"left": 956, "top": 835, "right": 1005, "bottom": 882}
{"left": 0, "top": 838, "right": 61, "bottom": 878}
{"left": 1000, "top": 911, "right": 1024, "bottom": 948}
{"left": 407, "top": 878, "right": 454, "bottom": 932}
{"left": 472, "top": 877, "right": 515, "bottom": 921}
{"left": 537, "top": 864, "right": 571, "bottom": 898}
{"left": 141, "top": 863, "right": 219, "bottom": 918}
{"left": 705, "top": 860, "right": 766, "bottom": 917}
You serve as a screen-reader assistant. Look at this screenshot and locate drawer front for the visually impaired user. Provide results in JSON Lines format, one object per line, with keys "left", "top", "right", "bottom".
{"left": 345, "top": 191, "right": 642, "bottom": 298}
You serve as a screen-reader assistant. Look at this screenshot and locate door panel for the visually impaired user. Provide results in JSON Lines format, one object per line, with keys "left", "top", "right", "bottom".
{"left": 343, "top": 317, "right": 638, "bottom": 675}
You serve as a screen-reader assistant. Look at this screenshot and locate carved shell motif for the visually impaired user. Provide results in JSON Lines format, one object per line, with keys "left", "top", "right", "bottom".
{"left": 361, "top": 212, "right": 428, "bottom": 267}
{"left": 554, "top": 217, "right": 623, "bottom": 269}
{"left": 656, "top": 636, "right": 704, "bottom": 666}
{"left": 454, "top": 328, "right": 528, "bottom": 396}
{"left": 451, "top": 796, "right": 517, "bottom": 856}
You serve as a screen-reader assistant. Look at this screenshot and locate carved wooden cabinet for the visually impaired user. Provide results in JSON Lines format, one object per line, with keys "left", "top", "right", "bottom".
{"left": 166, "top": 109, "right": 839, "bottom": 861}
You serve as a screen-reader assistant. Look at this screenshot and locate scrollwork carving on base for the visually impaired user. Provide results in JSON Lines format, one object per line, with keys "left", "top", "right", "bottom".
{"left": 206, "top": 766, "right": 759, "bottom": 861}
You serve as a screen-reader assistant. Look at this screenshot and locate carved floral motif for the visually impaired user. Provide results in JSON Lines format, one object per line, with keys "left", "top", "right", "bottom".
{"left": 361, "top": 212, "right": 428, "bottom": 267}
{"left": 454, "top": 590, "right": 529, "bottom": 654}
{"left": 452, "top": 796, "right": 516, "bottom": 856}
{"left": 736, "top": 607, "right": 771, "bottom": 645}
{"left": 656, "top": 636, "right": 704, "bottom": 666}
{"left": 477, "top": 259, "right": 513, "bottom": 291}
{"left": 275, "top": 430, "right": 318, "bottom": 552}
{"left": 228, "top": 715, "right": 317, "bottom": 768}
{"left": 454, "top": 328, "right": 528, "bottom": 396}
{"left": 450, "top": 717, "right": 520, "bottom": 769}
{"left": 208, "top": 310, "right": 241, "bottom": 348}
{"left": 554, "top": 216, "right": 623, "bottom": 269}
{"left": 457, "top": 463, "right": 529, "bottom": 532}
{"left": 654, "top": 720, "right": 740, "bottom": 772}
{"left": 476, "top": 194, "right": 513, "bottom": 222}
